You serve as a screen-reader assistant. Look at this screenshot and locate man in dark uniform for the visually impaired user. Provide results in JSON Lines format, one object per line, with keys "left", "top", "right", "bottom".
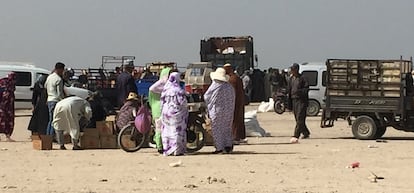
{"left": 116, "top": 62, "right": 137, "bottom": 107}
{"left": 288, "top": 63, "right": 310, "bottom": 143}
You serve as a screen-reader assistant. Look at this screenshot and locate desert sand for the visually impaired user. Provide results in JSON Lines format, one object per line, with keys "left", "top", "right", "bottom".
{"left": 1, "top": 105, "right": 414, "bottom": 193}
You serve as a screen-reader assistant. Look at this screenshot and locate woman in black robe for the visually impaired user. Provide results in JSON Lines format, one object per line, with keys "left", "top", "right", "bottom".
{"left": 28, "top": 74, "right": 49, "bottom": 135}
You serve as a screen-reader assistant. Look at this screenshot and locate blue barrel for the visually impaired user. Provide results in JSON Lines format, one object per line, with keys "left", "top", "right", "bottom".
{"left": 136, "top": 78, "right": 157, "bottom": 97}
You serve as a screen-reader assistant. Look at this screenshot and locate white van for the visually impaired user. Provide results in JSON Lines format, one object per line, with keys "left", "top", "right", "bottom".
{"left": 0, "top": 62, "right": 91, "bottom": 109}
{"left": 0, "top": 62, "right": 50, "bottom": 109}
{"left": 299, "top": 62, "right": 327, "bottom": 116}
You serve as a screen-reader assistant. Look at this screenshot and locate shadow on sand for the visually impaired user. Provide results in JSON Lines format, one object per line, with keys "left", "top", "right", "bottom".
{"left": 188, "top": 151, "right": 299, "bottom": 156}
{"left": 328, "top": 136, "right": 414, "bottom": 141}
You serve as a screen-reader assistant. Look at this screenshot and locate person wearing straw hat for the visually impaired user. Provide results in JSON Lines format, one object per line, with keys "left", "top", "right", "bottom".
{"left": 204, "top": 68, "right": 236, "bottom": 154}
{"left": 116, "top": 92, "right": 140, "bottom": 132}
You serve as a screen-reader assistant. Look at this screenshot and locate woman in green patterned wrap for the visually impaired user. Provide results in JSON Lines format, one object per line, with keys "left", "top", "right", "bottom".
{"left": 149, "top": 68, "right": 172, "bottom": 153}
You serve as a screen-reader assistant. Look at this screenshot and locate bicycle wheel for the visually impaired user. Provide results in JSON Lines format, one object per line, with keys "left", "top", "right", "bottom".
{"left": 117, "top": 124, "right": 146, "bottom": 152}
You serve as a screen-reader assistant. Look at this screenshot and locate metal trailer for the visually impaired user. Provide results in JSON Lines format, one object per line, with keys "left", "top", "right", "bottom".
{"left": 321, "top": 58, "right": 414, "bottom": 139}
{"left": 69, "top": 56, "right": 136, "bottom": 112}
{"left": 200, "top": 36, "right": 256, "bottom": 75}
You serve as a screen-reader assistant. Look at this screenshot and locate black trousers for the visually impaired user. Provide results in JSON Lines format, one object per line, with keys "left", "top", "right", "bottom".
{"left": 292, "top": 98, "right": 310, "bottom": 138}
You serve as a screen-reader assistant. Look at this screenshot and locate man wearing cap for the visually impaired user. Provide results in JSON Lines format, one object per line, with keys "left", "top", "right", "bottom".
{"left": 45, "top": 62, "right": 66, "bottom": 137}
{"left": 288, "top": 63, "right": 311, "bottom": 143}
{"left": 116, "top": 62, "right": 138, "bottom": 107}
{"left": 223, "top": 63, "right": 247, "bottom": 144}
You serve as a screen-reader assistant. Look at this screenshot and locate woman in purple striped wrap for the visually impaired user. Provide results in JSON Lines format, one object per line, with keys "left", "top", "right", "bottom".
{"left": 161, "top": 72, "right": 188, "bottom": 156}
{"left": 204, "top": 68, "right": 235, "bottom": 154}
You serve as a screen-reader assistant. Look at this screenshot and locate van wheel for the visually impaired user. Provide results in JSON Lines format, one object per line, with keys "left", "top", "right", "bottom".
{"left": 352, "top": 116, "right": 377, "bottom": 140}
{"left": 306, "top": 100, "right": 320, "bottom": 116}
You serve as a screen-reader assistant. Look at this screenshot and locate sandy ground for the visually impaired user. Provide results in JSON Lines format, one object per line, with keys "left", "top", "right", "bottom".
{"left": 1, "top": 105, "right": 414, "bottom": 193}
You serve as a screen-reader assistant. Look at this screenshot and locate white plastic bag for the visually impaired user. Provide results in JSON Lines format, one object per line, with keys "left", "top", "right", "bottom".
{"left": 257, "top": 102, "right": 269, "bottom": 113}
{"left": 265, "top": 98, "right": 275, "bottom": 112}
{"left": 244, "top": 111, "right": 267, "bottom": 137}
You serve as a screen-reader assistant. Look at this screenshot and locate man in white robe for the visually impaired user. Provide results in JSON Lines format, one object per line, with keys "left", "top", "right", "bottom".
{"left": 53, "top": 96, "right": 92, "bottom": 150}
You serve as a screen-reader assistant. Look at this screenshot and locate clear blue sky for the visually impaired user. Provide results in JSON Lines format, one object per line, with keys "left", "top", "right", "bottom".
{"left": 1, "top": 0, "right": 413, "bottom": 71}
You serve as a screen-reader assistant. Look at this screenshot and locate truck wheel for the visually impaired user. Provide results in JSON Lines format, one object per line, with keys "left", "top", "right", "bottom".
{"left": 375, "top": 126, "right": 387, "bottom": 139}
{"left": 352, "top": 116, "right": 377, "bottom": 140}
{"left": 306, "top": 100, "right": 320, "bottom": 116}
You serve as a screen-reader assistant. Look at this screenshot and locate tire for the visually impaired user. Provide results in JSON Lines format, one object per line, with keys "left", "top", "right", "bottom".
{"left": 352, "top": 116, "right": 378, "bottom": 140}
{"left": 274, "top": 100, "right": 285, "bottom": 114}
{"left": 375, "top": 126, "right": 387, "bottom": 139}
{"left": 306, "top": 100, "right": 320, "bottom": 116}
{"left": 186, "top": 122, "right": 205, "bottom": 153}
{"left": 117, "top": 124, "right": 147, "bottom": 152}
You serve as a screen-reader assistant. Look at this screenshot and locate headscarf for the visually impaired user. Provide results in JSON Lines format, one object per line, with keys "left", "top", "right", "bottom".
{"left": 161, "top": 72, "right": 185, "bottom": 104}
{"left": 6, "top": 72, "right": 16, "bottom": 92}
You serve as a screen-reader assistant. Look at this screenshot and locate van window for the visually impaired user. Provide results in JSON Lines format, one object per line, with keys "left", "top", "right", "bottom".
{"left": 190, "top": 68, "right": 205, "bottom": 76}
{"left": 322, "top": 71, "right": 327, "bottom": 86}
{"left": 302, "top": 71, "right": 318, "bottom": 86}
{"left": 36, "top": 73, "right": 48, "bottom": 81}
{"left": 13, "top": 71, "right": 32, "bottom": 86}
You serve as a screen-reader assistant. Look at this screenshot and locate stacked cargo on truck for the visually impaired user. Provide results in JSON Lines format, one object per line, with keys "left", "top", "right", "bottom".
{"left": 200, "top": 36, "right": 254, "bottom": 75}
{"left": 321, "top": 58, "right": 414, "bottom": 139}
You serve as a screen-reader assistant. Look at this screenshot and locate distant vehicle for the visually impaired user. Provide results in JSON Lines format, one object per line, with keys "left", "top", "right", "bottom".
{"left": 135, "top": 62, "right": 177, "bottom": 97}
{"left": 184, "top": 62, "right": 213, "bottom": 96}
{"left": 145, "top": 62, "right": 177, "bottom": 76}
{"left": 200, "top": 36, "right": 257, "bottom": 75}
{"left": 299, "top": 62, "right": 327, "bottom": 116}
{"left": 0, "top": 62, "right": 91, "bottom": 109}
{"left": 0, "top": 62, "right": 50, "bottom": 109}
{"left": 321, "top": 58, "right": 414, "bottom": 140}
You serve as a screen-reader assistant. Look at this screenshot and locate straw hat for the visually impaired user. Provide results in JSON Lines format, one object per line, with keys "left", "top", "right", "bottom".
{"left": 126, "top": 92, "right": 138, "bottom": 100}
{"left": 223, "top": 63, "right": 232, "bottom": 68}
{"left": 210, "top": 68, "right": 229, "bottom": 82}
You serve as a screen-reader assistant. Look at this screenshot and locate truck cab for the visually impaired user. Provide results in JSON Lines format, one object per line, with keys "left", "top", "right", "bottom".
{"left": 184, "top": 62, "right": 213, "bottom": 96}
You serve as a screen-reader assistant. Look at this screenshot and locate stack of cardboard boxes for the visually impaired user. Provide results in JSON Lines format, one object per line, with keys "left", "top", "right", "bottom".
{"left": 80, "top": 121, "right": 118, "bottom": 149}
{"left": 32, "top": 121, "right": 119, "bottom": 150}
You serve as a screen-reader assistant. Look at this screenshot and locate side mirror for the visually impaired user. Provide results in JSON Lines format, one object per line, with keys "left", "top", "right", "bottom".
{"left": 254, "top": 54, "right": 258, "bottom": 63}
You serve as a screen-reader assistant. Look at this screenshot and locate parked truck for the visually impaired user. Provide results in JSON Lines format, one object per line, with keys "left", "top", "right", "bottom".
{"left": 200, "top": 36, "right": 256, "bottom": 75}
{"left": 321, "top": 58, "right": 414, "bottom": 139}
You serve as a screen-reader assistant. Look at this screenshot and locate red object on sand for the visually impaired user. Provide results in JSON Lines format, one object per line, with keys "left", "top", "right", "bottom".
{"left": 351, "top": 162, "right": 360, "bottom": 168}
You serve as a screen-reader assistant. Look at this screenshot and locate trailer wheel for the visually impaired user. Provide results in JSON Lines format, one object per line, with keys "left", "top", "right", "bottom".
{"left": 352, "top": 116, "right": 377, "bottom": 140}
{"left": 306, "top": 100, "right": 320, "bottom": 116}
{"left": 375, "top": 126, "right": 387, "bottom": 139}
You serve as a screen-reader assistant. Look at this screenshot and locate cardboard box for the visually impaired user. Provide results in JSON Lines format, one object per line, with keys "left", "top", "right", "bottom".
{"left": 64, "top": 134, "right": 72, "bottom": 144}
{"left": 32, "top": 135, "right": 53, "bottom": 150}
{"left": 82, "top": 128, "right": 99, "bottom": 137}
{"left": 120, "top": 135, "right": 137, "bottom": 149}
{"left": 100, "top": 135, "right": 118, "bottom": 149}
{"left": 96, "top": 121, "right": 114, "bottom": 136}
{"left": 80, "top": 135, "right": 100, "bottom": 149}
